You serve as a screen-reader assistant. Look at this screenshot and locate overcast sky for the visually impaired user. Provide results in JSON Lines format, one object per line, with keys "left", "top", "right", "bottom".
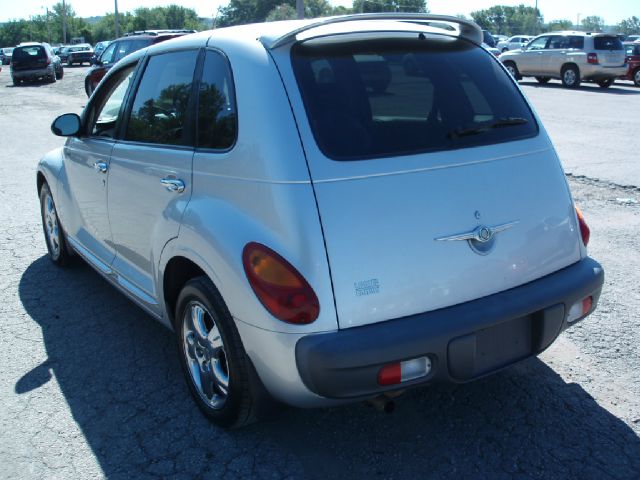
{"left": 0, "top": 0, "right": 636, "bottom": 25}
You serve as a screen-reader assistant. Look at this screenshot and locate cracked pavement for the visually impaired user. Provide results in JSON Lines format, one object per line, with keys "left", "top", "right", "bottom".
{"left": 0, "top": 66, "right": 639, "bottom": 479}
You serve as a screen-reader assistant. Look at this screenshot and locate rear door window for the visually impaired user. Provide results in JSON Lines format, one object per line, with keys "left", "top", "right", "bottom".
{"left": 594, "top": 37, "right": 623, "bottom": 50}
{"left": 197, "top": 50, "right": 237, "bottom": 150}
{"left": 125, "top": 50, "right": 198, "bottom": 146}
{"left": 568, "top": 36, "right": 584, "bottom": 49}
{"left": 292, "top": 35, "right": 537, "bottom": 160}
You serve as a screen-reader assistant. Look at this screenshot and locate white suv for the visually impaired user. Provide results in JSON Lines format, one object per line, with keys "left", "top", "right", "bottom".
{"left": 500, "top": 31, "right": 627, "bottom": 88}
{"left": 38, "top": 15, "right": 604, "bottom": 428}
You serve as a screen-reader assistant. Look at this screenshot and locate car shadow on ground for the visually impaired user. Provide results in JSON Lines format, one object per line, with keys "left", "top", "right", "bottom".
{"left": 18, "top": 256, "right": 640, "bottom": 479}
{"left": 519, "top": 80, "right": 640, "bottom": 94}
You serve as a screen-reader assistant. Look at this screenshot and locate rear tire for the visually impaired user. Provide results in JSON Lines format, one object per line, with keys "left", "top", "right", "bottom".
{"left": 56, "top": 68, "right": 63, "bottom": 80}
{"left": 535, "top": 76, "right": 550, "bottom": 84}
{"left": 12, "top": 76, "right": 19, "bottom": 86}
{"left": 175, "top": 277, "right": 269, "bottom": 428}
{"left": 632, "top": 68, "right": 640, "bottom": 87}
{"left": 561, "top": 65, "right": 580, "bottom": 88}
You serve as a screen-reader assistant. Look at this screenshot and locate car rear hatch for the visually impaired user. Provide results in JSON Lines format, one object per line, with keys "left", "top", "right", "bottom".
{"left": 285, "top": 28, "right": 582, "bottom": 329}
{"left": 593, "top": 35, "right": 626, "bottom": 66}
{"left": 12, "top": 45, "right": 48, "bottom": 71}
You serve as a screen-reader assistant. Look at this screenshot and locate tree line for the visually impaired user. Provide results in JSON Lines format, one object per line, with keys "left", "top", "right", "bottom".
{"left": 469, "top": 5, "right": 640, "bottom": 37}
{"left": 1, "top": 1, "right": 637, "bottom": 48}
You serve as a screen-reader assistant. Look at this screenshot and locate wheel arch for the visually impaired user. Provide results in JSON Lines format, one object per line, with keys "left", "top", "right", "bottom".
{"left": 162, "top": 255, "right": 209, "bottom": 329}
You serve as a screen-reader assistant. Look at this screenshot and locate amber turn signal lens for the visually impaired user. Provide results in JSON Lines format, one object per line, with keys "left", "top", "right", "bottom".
{"left": 575, "top": 206, "right": 590, "bottom": 247}
{"left": 242, "top": 242, "right": 319, "bottom": 324}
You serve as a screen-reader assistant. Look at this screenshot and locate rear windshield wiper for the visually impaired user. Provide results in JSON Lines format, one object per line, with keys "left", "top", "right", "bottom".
{"left": 448, "top": 117, "right": 529, "bottom": 139}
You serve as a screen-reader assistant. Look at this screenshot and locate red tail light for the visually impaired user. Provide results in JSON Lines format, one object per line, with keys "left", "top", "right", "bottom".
{"left": 575, "top": 207, "right": 590, "bottom": 247}
{"left": 242, "top": 242, "right": 319, "bottom": 324}
{"left": 46, "top": 57, "right": 51, "bottom": 65}
{"left": 587, "top": 53, "right": 598, "bottom": 64}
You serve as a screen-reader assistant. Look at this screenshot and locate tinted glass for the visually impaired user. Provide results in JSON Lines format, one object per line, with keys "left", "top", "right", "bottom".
{"left": 594, "top": 37, "right": 623, "bottom": 50}
{"left": 125, "top": 50, "right": 198, "bottom": 146}
{"left": 568, "top": 36, "right": 584, "bottom": 49}
{"left": 13, "top": 46, "right": 45, "bottom": 60}
{"left": 527, "top": 36, "right": 548, "bottom": 50}
{"left": 115, "top": 39, "right": 149, "bottom": 61}
{"left": 548, "top": 36, "right": 569, "bottom": 49}
{"left": 100, "top": 42, "right": 117, "bottom": 64}
{"left": 197, "top": 50, "right": 237, "bottom": 149}
{"left": 292, "top": 36, "right": 537, "bottom": 160}
{"left": 91, "top": 66, "right": 136, "bottom": 137}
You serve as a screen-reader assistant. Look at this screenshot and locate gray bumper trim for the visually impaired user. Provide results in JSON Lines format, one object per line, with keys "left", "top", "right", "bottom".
{"left": 295, "top": 257, "right": 604, "bottom": 399}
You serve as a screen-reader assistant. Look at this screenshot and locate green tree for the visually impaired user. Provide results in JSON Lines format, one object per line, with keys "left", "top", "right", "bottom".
{"left": 471, "top": 5, "right": 541, "bottom": 36}
{"left": 218, "top": 0, "right": 338, "bottom": 26}
{"left": 618, "top": 16, "right": 640, "bottom": 35}
{"left": 581, "top": 15, "right": 604, "bottom": 32}
{"left": 266, "top": 3, "right": 297, "bottom": 21}
{"left": 352, "top": 0, "right": 428, "bottom": 14}
{"left": 545, "top": 20, "right": 573, "bottom": 32}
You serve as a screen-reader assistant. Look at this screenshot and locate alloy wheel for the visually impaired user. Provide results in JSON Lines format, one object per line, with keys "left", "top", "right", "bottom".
{"left": 182, "top": 301, "right": 230, "bottom": 409}
{"left": 43, "top": 192, "right": 61, "bottom": 258}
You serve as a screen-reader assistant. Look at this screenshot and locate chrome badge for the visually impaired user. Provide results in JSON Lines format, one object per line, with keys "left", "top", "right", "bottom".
{"left": 435, "top": 221, "right": 518, "bottom": 255}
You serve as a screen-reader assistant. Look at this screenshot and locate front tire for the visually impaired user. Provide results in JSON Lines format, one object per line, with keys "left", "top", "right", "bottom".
{"left": 503, "top": 61, "right": 520, "bottom": 80}
{"left": 561, "top": 65, "right": 580, "bottom": 88}
{"left": 175, "top": 277, "right": 264, "bottom": 428}
{"left": 40, "top": 183, "right": 71, "bottom": 265}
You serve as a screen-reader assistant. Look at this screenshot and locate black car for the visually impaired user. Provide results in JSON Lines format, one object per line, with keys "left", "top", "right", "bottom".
{"left": 11, "top": 43, "right": 63, "bottom": 85}
{"left": 84, "top": 30, "right": 195, "bottom": 96}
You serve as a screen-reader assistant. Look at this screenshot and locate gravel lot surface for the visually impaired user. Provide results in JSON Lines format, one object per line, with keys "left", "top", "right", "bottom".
{"left": 0, "top": 65, "right": 639, "bottom": 480}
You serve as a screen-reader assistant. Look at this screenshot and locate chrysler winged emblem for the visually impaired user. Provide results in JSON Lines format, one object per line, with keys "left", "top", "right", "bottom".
{"left": 434, "top": 221, "right": 519, "bottom": 244}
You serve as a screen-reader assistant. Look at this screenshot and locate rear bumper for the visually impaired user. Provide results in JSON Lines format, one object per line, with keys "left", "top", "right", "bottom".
{"left": 581, "top": 64, "right": 627, "bottom": 80}
{"left": 295, "top": 257, "right": 604, "bottom": 399}
{"left": 12, "top": 67, "right": 53, "bottom": 79}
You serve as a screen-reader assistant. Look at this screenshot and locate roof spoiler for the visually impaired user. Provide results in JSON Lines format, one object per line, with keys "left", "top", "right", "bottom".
{"left": 261, "top": 13, "right": 483, "bottom": 49}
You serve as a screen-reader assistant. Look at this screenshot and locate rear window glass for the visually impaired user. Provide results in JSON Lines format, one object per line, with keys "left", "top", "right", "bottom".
{"left": 292, "top": 35, "right": 538, "bottom": 160}
{"left": 594, "top": 37, "right": 623, "bottom": 50}
{"left": 13, "top": 46, "right": 45, "bottom": 60}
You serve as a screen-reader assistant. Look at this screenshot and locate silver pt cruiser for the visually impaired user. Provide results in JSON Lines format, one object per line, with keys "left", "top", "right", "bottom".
{"left": 38, "top": 14, "right": 604, "bottom": 428}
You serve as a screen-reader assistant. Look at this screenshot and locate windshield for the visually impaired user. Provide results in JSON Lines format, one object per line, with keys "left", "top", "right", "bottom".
{"left": 292, "top": 34, "right": 538, "bottom": 160}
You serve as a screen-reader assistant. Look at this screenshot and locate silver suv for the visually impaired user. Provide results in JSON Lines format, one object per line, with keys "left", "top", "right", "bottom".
{"left": 38, "top": 15, "right": 603, "bottom": 428}
{"left": 500, "top": 31, "right": 627, "bottom": 88}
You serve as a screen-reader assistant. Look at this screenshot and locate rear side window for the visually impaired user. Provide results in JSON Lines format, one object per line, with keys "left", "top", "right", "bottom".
{"left": 13, "top": 46, "right": 45, "bottom": 60}
{"left": 125, "top": 50, "right": 198, "bottom": 146}
{"left": 116, "top": 39, "right": 149, "bottom": 62}
{"left": 594, "top": 37, "right": 623, "bottom": 50}
{"left": 568, "top": 36, "right": 584, "bottom": 49}
{"left": 292, "top": 35, "right": 537, "bottom": 160}
{"left": 197, "top": 50, "right": 237, "bottom": 150}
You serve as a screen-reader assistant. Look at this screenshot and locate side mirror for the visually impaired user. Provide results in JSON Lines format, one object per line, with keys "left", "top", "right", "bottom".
{"left": 51, "top": 113, "right": 81, "bottom": 137}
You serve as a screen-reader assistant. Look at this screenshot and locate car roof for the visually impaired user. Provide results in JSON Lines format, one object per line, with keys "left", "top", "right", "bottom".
{"left": 539, "top": 31, "right": 620, "bottom": 37}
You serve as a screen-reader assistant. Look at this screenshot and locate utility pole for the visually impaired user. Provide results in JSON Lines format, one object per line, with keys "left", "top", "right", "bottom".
{"left": 46, "top": 7, "right": 51, "bottom": 44}
{"left": 115, "top": 0, "right": 120, "bottom": 38}
{"left": 62, "top": 0, "right": 67, "bottom": 44}
{"left": 296, "top": 0, "right": 304, "bottom": 19}
{"left": 576, "top": 13, "right": 581, "bottom": 30}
